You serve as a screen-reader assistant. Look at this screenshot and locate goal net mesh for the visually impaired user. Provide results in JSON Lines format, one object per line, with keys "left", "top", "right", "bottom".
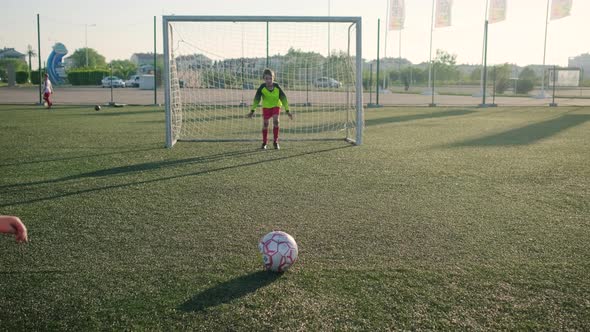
{"left": 164, "top": 18, "right": 361, "bottom": 146}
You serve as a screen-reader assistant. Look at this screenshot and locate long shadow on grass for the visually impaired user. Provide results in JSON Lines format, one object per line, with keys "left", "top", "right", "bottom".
{"left": 178, "top": 271, "right": 280, "bottom": 312}
{"left": 0, "top": 149, "right": 258, "bottom": 189}
{"left": 0, "top": 145, "right": 351, "bottom": 207}
{"left": 283, "top": 109, "right": 476, "bottom": 135}
{"left": 364, "top": 108, "right": 476, "bottom": 127}
{"left": 86, "top": 110, "right": 161, "bottom": 116}
{"left": 0, "top": 146, "right": 160, "bottom": 168}
{"left": 448, "top": 114, "right": 590, "bottom": 147}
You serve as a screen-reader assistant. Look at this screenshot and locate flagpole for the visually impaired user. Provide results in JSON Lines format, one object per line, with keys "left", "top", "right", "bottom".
{"left": 424, "top": 0, "right": 435, "bottom": 96}
{"left": 399, "top": 28, "right": 402, "bottom": 84}
{"left": 384, "top": 0, "right": 390, "bottom": 90}
{"left": 328, "top": 0, "right": 331, "bottom": 56}
{"left": 476, "top": 0, "right": 489, "bottom": 97}
{"left": 539, "top": 0, "right": 551, "bottom": 98}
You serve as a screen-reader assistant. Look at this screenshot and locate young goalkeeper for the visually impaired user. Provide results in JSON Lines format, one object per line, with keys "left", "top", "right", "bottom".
{"left": 248, "top": 68, "right": 293, "bottom": 150}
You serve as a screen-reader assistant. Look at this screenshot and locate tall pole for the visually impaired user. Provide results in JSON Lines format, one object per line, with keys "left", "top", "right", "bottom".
{"left": 540, "top": 0, "right": 550, "bottom": 98}
{"left": 37, "top": 14, "right": 42, "bottom": 105}
{"left": 164, "top": 18, "right": 172, "bottom": 147}
{"left": 241, "top": 24, "right": 245, "bottom": 107}
{"left": 369, "top": 63, "right": 373, "bottom": 104}
{"left": 398, "top": 29, "right": 402, "bottom": 84}
{"left": 426, "top": 0, "right": 435, "bottom": 95}
{"left": 492, "top": 65, "right": 497, "bottom": 105}
{"left": 355, "top": 19, "right": 363, "bottom": 145}
{"left": 266, "top": 22, "right": 269, "bottom": 67}
{"left": 328, "top": 0, "right": 331, "bottom": 56}
{"left": 27, "top": 46, "right": 32, "bottom": 74}
{"left": 376, "top": 19, "right": 381, "bottom": 106}
{"left": 481, "top": 20, "right": 489, "bottom": 106}
{"left": 550, "top": 65, "right": 558, "bottom": 106}
{"left": 85, "top": 24, "right": 89, "bottom": 67}
{"left": 110, "top": 63, "right": 114, "bottom": 105}
{"left": 154, "top": 16, "right": 157, "bottom": 105}
{"left": 477, "top": 0, "right": 489, "bottom": 97}
{"left": 383, "top": 0, "right": 389, "bottom": 90}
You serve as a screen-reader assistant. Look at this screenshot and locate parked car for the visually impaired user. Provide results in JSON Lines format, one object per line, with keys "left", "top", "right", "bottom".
{"left": 314, "top": 77, "right": 342, "bottom": 88}
{"left": 125, "top": 75, "right": 140, "bottom": 88}
{"left": 102, "top": 76, "right": 125, "bottom": 88}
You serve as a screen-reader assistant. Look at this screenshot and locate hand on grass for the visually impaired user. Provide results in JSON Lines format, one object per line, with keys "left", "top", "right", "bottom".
{"left": 0, "top": 216, "right": 28, "bottom": 243}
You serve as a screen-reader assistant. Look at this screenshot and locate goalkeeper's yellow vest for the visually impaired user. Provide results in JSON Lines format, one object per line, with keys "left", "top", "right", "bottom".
{"left": 259, "top": 85, "right": 283, "bottom": 108}
{"left": 252, "top": 83, "right": 289, "bottom": 110}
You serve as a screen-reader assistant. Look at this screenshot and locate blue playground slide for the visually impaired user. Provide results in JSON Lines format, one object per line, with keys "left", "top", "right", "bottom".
{"left": 47, "top": 43, "right": 68, "bottom": 85}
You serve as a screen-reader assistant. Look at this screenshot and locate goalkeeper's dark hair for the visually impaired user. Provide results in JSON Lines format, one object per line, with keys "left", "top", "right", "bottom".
{"left": 262, "top": 68, "right": 275, "bottom": 79}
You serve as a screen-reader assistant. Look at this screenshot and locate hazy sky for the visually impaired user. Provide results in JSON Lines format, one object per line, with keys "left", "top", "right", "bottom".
{"left": 1, "top": 0, "right": 587, "bottom": 69}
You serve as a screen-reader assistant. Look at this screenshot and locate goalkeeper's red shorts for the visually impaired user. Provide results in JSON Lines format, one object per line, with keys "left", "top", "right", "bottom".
{"left": 262, "top": 107, "right": 280, "bottom": 120}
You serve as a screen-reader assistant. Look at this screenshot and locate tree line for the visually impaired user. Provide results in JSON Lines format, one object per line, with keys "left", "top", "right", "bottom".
{"left": 1, "top": 47, "right": 581, "bottom": 93}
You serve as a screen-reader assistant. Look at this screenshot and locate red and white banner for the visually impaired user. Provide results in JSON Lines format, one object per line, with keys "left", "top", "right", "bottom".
{"left": 551, "top": 0, "right": 572, "bottom": 20}
{"left": 435, "top": 0, "right": 453, "bottom": 28}
{"left": 488, "top": 0, "right": 507, "bottom": 24}
{"left": 388, "top": 0, "right": 405, "bottom": 30}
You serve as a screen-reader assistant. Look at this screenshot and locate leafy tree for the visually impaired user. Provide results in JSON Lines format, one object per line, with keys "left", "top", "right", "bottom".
{"left": 470, "top": 67, "right": 482, "bottom": 82}
{"left": 324, "top": 51, "right": 354, "bottom": 84}
{"left": 109, "top": 60, "right": 138, "bottom": 79}
{"left": 0, "top": 58, "right": 28, "bottom": 81}
{"left": 491, "top": 64, "right": 512, "bottom": 94}
{"left": 433, "top": 49, "right": 460, "bottom": 82}
{"left": 26, "top": 45, "right": 37, "bottom": 74}
{"left": 67, "top": 48, "right": 106, "bottom": 69}
{"left": 516, "top": 79, "right": 534, "bottom": 94}
{"left": 519, "top": 66, "right": 538, "bottom": 82}
{"left": 516, "top": 66, "right": 538, "bottom": 94}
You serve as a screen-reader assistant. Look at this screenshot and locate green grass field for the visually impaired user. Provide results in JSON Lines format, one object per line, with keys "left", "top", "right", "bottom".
{"left": 1, "top": 104, "right": 589, "bottom": 330}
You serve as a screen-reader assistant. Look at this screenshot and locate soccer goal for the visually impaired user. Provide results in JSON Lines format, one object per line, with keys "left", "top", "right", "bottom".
{"left": 163, "top": 16, "right": 363, "bottom": 148}
{"left": 548, "top": 67, "right": 581, "bottom": 87}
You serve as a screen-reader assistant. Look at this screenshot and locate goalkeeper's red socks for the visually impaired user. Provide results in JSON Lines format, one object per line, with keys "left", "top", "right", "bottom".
{"left": 273, "top": 127, "right": 279, "bottom": 143}
{"left": 262, "top": 129, "right": 268, "bottom": 145}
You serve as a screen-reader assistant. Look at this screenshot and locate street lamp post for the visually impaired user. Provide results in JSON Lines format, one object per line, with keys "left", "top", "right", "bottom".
{"left": 85, "top": 24, "right": 96, "bottom": 67}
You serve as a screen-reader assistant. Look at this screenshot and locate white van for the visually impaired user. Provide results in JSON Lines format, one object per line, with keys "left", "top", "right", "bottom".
{"left": 125, "top": 75, "right": 140, "bottom": 88}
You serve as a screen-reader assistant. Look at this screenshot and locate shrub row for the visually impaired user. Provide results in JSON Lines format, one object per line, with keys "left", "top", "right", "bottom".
{"left": 67, "top": 70, "right": 110, "bottom": 85}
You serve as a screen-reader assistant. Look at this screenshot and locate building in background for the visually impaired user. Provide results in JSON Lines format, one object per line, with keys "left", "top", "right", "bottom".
{"left": 569, "top": 53, "right": 590, "bottom": 80}
{"left": 0, "top": 48, "right": 26, "bottom": 61}
{"left": 130, "top": 53, "right": 163, "bottom": 74}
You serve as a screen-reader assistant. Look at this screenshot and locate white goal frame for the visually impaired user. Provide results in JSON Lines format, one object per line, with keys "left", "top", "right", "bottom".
{"left": 163, "top": 15, "right": 363, "bottom": 148}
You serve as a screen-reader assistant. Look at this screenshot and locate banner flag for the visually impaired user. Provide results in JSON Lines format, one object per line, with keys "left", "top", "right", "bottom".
{"left": 489, "top": 0, "right": 507, "bottom": 24}
{"left": 435, "top": 0, "right": 453, "bottom": 28}
{"left": 389, "top": 0, "right": 406, "bottom": 30}
{"left": 551, "top": 0, "right": 572, "bottom": 20}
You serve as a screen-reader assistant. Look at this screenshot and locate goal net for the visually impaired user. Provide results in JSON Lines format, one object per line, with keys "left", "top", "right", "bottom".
{"left": 548, "top": 67, "right": 581, "bottom": 87}
{"left": 163, "top": 16, "right": 363, "bottom": 148}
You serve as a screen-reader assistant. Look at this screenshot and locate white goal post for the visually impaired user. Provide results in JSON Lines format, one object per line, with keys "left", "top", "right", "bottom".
{"left": 163, "top": 16, "right": 363, "bottom": 148}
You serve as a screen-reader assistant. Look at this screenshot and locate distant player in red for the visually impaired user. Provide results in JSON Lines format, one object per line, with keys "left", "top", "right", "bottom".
{"left": 43, "top": 73, "right": 53, "bottom": 109}
{"left": 0, "top": 216, "right": 28, "bottom": 243}
{"left": 248, "top": 68, "right": 293, "bottom": 150}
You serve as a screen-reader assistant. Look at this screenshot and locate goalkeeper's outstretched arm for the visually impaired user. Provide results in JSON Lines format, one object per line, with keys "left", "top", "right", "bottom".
{"left": 277, "top": 85, "right": 293, "bottom": 120}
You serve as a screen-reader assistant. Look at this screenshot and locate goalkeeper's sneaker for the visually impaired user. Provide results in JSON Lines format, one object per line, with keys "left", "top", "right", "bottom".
{"left": 273, "top": 142, "right": 280, "bottom": 150}
{"left": 261, "top": 143, "right": 268, "bottom": 150}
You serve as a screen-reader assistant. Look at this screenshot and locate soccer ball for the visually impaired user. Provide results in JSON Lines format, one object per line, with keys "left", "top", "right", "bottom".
{"left": 94, "top": 105, "right": 101, "bottom": 111}
{"left": 43, "top": 102, "right": 49, "bottom": 108}
{"left": 258, "top": 231, "right": 298, "bottom": 272}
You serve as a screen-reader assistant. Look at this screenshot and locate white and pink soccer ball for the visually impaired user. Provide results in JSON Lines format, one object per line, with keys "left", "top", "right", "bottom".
{"left": 258, "top": 231, "right": 298, "bottom": 272}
